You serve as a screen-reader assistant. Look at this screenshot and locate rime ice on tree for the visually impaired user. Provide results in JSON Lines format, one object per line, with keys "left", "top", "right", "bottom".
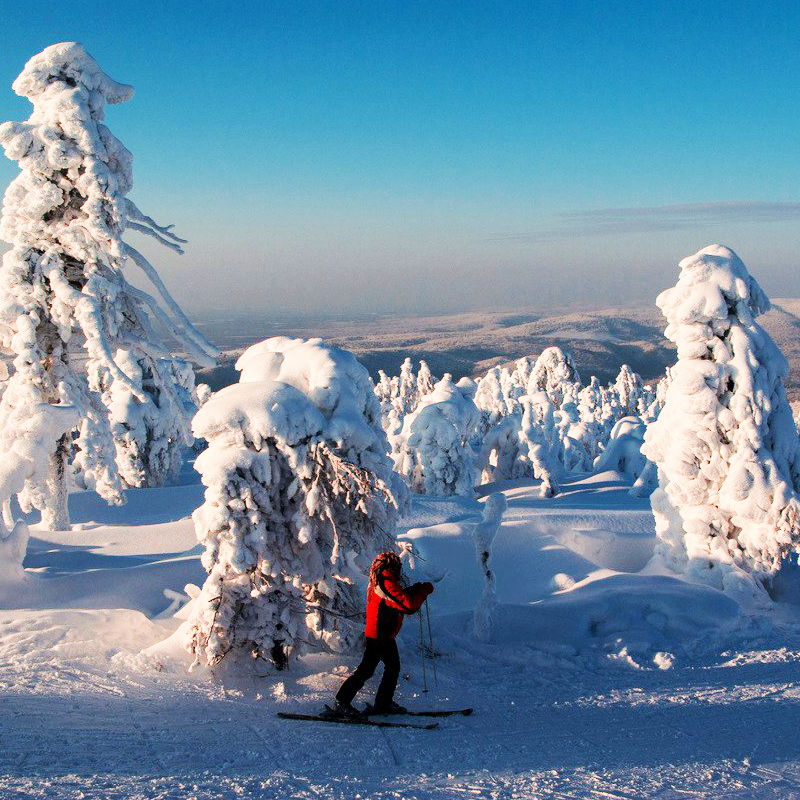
{"left": 417, "top": 359, "right": 436, "bottom": 399}
{"left": 472, "top": 492, "right": 506, "bottom": 641}
{"left": 527, "top": 347, "right": 581, "bottom": 405}
{"left": 395, "top": 374, "right": 479, "bottom": 496}
{"left": 642, "top": 245, "right": 800, "bottom": 600}
{"left": 477, "top": 415, "right": 532, "bottom": 484}
{"left": 186, "top": 337, "right": 407, "bottom": 670}
{"left": 520, "top": 392, "right": 561, "bottom": 498}
{"left": 0, "top": 43, "right": 215, "bottom": 528}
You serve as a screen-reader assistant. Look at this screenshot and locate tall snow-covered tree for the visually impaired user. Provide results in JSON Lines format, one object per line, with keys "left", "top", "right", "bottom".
{"left": 394, "top": 374, "right": 479, "bottom": 496}
{"left": 527, "top": 347, "right": 581, "bottom": 405}
{"left": 642, "top": 367, "right": 672, "bottom": 423}
{"left": 391, "top": 357, "right": 418, "bottom": 417}
{"left": 520, "top": 392, "right": 561, "bottom": 498}
{"left": 642, "top": 245, "right": 800, "bottom": 600}
{"left": 92, "top": 352, "right": 202, "bottom": 489}
{"left": 186, "top": 338, "right": 406, "bottom": 670}
{"left": 477, "top": 415, "right": 534, "bottom": 484}
{"left": 0, "top": 43, "right": 215, "bottom": 527}
{"left": 374, "top": 369, "right": 394, "bottom": 425}
{"left": 613, "top": 364, "right": 645, "bottom": 417}
{"left": 555, "top": 400, "right": 593, "bottom": 473}
{"left": 416, "top": 359, "right": 436, "bottom": 398}
{"left": 474, "top": 367, "right": 512, "bottom": 439}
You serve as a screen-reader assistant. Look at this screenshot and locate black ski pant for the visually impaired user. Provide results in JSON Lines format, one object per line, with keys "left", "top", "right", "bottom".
{"left": 336, "top": 637, "right": 400, "bottom": 708}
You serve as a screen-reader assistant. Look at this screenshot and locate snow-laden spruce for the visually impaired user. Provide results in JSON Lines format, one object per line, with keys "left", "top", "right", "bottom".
{"left": 186, "top": 337, "right": 407, "bottom": 670}
{"left": 614, "top": 365, "right": 646, "bottom": 417}
{"left": 527, "top": 347, "right": 581, "bottom": 405}
{"left": 417, "top": 359, "right": 436, "bottom": 399}
{"left": 394, "top": 374, "right": 479, "bottom": 496}
{"left": 0, "top": 43, "right": 215, "bottom": 529}
{"left": 555, "top": 400, "right": 594, "bottom": 473}
{"left": 593, "top": 416, "right": 655, "bottom": 496}
{"left": 393, "top": 357, "right": 418, "bottom": 417}
{"left": 473, "top": 367, "right": 513, "bottom": 439}
{"left": 642, "top": 245, "right": 800, "bottom": 598}
{"left": 477, "top": 415, "right": 532, "bottom": 484}
{"left": 520, "top": 392, "right": 562, "bottom": 497}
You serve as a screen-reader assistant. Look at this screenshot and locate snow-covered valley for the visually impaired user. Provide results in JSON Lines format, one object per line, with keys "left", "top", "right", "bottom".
{"left": 4, "top": 471, "right": 800, "bottom": 799}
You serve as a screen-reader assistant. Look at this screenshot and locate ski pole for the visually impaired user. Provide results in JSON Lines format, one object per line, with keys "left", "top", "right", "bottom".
{"left": 425, "top": 598, "right": 438, "bottom": 691}
{"left": 418, "top": 607, "right": 428, "bottom": 693}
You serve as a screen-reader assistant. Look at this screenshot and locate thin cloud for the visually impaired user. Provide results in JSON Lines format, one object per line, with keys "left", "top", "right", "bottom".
{"left": 490, "top": 202, "right": 800, "bottom": 242}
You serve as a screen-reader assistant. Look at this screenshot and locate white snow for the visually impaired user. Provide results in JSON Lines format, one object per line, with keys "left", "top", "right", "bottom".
{"left": 4, "top": 464, "right": 800, "bottom": 798}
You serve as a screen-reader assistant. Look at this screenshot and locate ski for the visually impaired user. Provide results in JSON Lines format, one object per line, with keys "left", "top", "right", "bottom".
{"left": 277, "top": 711, "right": 439, "bottom": 730}
{"left": 363, "top": 706, "right": 473, "bottom": 718}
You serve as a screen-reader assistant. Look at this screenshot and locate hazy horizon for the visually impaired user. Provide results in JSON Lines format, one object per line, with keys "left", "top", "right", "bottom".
{"left": 1, "top": 2, "right": 799, "bottom": 315}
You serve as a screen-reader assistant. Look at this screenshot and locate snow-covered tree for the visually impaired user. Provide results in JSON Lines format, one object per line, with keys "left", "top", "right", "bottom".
{"left": 575, "top": 377, "right": 606, "bottom": 460}
{"left": 642, "top": 367, "right": 672, "bottom": 423}
{"left": 527, "top": 347, "right": 581, "bottom": 405}
{"left": 395, "top": 374, "right": 478, "bottom": 496}
{"left": 474, "top": 367, "right": 512, "bottom": 439}
{"left": 76, "top": 351, "right": 202, "bottom": 490}
{"left": 472, "top": 492, "right": 506, "bottom": 641}
{"left": 555, "top": 400, "right": 593, "bottom": 473}
{"left": 0, "top": 385, "right": 79, "bottom": 576}
{"left": 0, "top": 43, "right": 215, "bottom": 528}
{"left": 473, "top": 359, "right": 532, "bottom": 442}
{"left": 477, "top": 415, "right": 531, "bottom": 484}
{"left": 186, "top": 338, "right": 406, "bottom": 670}
{"left": 510, "top": 356, "right": 535, "bottom": 390}
{"left": 642, "top": 245, "right": 800, "bottom": 599}
{"left": 520, "top": 392, "right": 561, "bottom": 498}
{"left": 613, "top": 364, "right": 645, "bottom": 417}
{"left": 593, "top": 416, "right": 649, "bottom": 479}
{"left": 392, "top": 357, "right": 418, "bottom": 417}
{"left": 373, "top": 369, "right": 394, "bottom": 425}
{"left": 417, "top": 359, "right": 436, "bottom": 399}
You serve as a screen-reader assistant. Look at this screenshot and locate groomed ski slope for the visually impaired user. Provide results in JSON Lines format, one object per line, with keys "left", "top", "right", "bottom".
{"left": 3, "top": 471, "right": 800, "bottom": 799}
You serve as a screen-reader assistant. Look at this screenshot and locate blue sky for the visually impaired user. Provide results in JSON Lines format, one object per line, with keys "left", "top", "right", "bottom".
{"left": 1, "top": 1, "right": 799, "bottom": 315}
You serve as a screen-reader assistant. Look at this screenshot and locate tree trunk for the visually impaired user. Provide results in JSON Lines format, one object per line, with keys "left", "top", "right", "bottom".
{"left": 42, "top": 432, "right": 70, "bottom": 530}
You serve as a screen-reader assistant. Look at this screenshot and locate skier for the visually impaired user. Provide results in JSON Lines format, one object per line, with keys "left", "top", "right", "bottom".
{"left": 332, "top": 551, "right": 433, "bottom": 716}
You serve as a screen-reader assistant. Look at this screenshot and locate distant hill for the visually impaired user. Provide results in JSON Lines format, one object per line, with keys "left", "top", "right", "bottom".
{"left": 195, "top": 299, "right": 800, "bottom": 400}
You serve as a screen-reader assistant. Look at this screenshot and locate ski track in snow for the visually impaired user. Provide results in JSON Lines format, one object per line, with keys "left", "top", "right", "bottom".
{"left": 3, "top": 476, "right": 800, "bottom": 798}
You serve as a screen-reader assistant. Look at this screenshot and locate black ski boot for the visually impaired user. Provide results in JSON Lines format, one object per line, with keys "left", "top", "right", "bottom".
{"left": 368, "top": 700, "right": 408, "bottom": 715}
{"left": 325, "top": 700, "right": 361, "bottom": 719}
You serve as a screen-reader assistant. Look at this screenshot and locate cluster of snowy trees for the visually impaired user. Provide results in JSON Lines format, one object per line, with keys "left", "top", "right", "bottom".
{"left": 0, "top": 44, "right": 215, "bottom": 541}
{"left": 367, "top": 246, "right": 800, "bottom": 601}
{"left": 374, "top": 347, "right": 667, "bottom": 500}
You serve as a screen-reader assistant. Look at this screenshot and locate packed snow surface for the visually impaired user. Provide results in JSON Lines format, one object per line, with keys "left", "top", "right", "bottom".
{"left": 4, "top": 471, "right": 800, "bottom": 798}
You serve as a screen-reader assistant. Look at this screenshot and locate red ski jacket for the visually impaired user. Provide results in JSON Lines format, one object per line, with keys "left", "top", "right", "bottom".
{"left": 365, "top": 568, "right": 433, "bottom": 640}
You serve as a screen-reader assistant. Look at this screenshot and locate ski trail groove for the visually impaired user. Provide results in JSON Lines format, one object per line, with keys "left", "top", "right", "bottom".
{"left": 379, "top": 727, "right": 401, "bottom": 767}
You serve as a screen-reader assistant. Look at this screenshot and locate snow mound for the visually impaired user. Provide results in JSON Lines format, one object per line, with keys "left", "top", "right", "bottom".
{"left": 444, "top": 572, "right": 742, "bottom": 663}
